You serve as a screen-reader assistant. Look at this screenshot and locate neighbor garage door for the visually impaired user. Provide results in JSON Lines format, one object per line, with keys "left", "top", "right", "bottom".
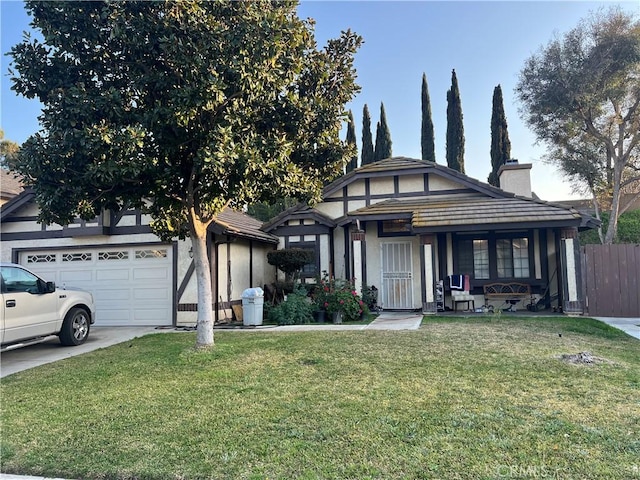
{"left": 19, "top": 245, "right": 173, "bottom": 326}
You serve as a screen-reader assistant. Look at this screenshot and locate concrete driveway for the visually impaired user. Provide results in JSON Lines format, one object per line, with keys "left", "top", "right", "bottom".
{"left": 0, "top": 326, "right": 163, "bottom": 378}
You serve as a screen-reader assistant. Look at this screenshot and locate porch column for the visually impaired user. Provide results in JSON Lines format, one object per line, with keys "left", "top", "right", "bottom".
{"left": 421, "top": 234, "right": 437, "bottom": 314}
{"left": 560, "top": 227, "right": 583, "bottom": 315}
{"left": 351, "top": 230, "right": 366, "bottom": 294}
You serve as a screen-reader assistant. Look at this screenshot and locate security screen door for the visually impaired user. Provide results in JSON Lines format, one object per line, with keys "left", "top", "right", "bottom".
{"left": 380, "top": 242, "right": 413, "bottom": 310}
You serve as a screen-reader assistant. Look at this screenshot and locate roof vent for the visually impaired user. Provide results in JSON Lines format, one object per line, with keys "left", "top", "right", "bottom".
{"left": 505, "top": 158, "right": 519, "bottom": 165}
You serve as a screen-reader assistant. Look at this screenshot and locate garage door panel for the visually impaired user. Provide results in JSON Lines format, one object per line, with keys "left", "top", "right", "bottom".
{"left": 97, "top": 269, "right": 130, "bottom": 281}
{"left": 133, "top": 288, "right": 170, "bottom": 300}
{"left": 134, "top": 309, "right": 169, "bottom": 321}
{"left": 60, "top": 270, "right": 93, "bottom": 282}
{"left": 98, "top": 310, "right": 131, "bottom": 325}
{"left": 133, "top": 267, "right": 169, "bottom": 280}
{"left": 96, "top": 288, "right": 131, "bottom": 301}
{"left": 19, "top": 245, "right": 173, "bottom": 326}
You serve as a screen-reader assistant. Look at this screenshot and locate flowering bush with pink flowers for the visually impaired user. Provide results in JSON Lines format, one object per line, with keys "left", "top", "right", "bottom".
{"left": 313, "top": 273, "right": 367, "bottom": 322}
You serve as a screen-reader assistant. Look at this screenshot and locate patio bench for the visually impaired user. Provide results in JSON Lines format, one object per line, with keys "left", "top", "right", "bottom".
{"left": 483, "top": 282, "right": 532, "bottom": 312}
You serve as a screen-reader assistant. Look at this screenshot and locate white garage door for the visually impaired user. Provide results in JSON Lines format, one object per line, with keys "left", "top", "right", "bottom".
{"left": 19, "top": 245, "right": 173, "bottom": 326}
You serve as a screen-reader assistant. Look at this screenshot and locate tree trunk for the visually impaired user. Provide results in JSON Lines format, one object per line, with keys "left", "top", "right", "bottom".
{"left": 190, "top": 218, "right": 215, "bottom": 347}
{"left": 604, "top": 162, "right": 624, "bottom": 245}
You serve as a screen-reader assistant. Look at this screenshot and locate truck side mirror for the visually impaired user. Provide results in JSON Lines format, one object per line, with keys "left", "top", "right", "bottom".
{"left": 45, "top": 281, "right": 56, "bottom": 293}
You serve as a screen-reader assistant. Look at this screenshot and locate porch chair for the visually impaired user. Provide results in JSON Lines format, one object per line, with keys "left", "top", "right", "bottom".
{"left": 447, "top": 274, "right": 475, "bottom": 312}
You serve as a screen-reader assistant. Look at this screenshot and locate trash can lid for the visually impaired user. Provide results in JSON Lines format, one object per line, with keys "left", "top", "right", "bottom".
{"left": 242, "top": 287, "right": 264, "bottom": 298}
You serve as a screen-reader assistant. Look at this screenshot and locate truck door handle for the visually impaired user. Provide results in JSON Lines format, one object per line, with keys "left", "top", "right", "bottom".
{"left": 6, "top": 299, "right": 16, "bottom": 308}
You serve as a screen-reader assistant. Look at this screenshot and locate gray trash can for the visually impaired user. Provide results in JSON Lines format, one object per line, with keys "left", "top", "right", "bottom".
{"left": 242, "top": 287, "right": 264, "bottom": 326}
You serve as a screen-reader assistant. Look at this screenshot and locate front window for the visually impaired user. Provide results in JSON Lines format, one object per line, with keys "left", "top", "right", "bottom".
{"left": 378, "top": 219, "right": 412, "bottom": 236}
{"left": 497, "top": 238, "right": 529, "bottom": 278}
{"left": 473, "top": 239, "right": 490, "bottom": 279}
{"left": 455, "top": 233, "right": 532, "bottom": 281}
{"left": 289, "top": 242, "right": 318, "bottom": 279}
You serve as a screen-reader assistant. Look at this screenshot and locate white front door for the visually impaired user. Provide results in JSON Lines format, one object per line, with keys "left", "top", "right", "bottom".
{"left": 380, "top": 242, "right": 413, "bottom": 310}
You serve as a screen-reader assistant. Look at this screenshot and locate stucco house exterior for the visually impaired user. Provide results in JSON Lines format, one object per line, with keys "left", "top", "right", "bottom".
{"left": 263, "top": 157, "right": 598, "bottom": 314}
{"left": 0, "top": 189, "right": 277, "bottom": 327}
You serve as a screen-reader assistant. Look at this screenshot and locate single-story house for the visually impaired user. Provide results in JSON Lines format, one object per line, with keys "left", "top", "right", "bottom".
{"left": 263, "top": 157, "right": 599, "bottom": 314}
{"left": 0, "top": 189, "right": 278, "bottom": 326}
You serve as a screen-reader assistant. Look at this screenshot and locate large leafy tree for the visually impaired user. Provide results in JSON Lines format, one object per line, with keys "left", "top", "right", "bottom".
{"left": 345, "top": 109, "right": 358, "bottom": 173}
{"left": 361, "top": 104, "right": 374, "bottom": 166}
{"left": 9, "top": 0, "right": 362, "bottom": 347}
{"left": 516, "top": 7, "right": 639, "bottom": 244}
{"left": 373, "top": 102, "right": 392, "bottom": 161}
{"left": 488, "top": 85, "right": 511, "bottom": 187}
{"left": 421, "top": 73, "right": 436, "bottom": 163}
{"left": 446, "top": 69, "right": 465, "bottom": 173}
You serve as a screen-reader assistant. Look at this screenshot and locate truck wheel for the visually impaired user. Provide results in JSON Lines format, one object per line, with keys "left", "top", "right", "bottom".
{"left": 60, "top": 308, "right": 90, "bottom": 346}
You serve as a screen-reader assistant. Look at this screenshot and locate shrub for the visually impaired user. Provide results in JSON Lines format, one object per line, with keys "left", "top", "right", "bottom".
{"left": 266, "top": 283, "right": 315, "bottom": 325}
{"left": 267, "top": 248, "right": 315, "bottom": 281}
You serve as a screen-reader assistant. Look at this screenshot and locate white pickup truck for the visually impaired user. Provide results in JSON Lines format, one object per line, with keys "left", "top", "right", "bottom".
{"left": 0, "top": 263, "right": 95, "bottom": 352}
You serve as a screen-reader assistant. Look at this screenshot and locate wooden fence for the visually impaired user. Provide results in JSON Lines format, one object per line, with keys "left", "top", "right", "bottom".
{"left": 582, "top": 244, "right": 640, "bottom": 317}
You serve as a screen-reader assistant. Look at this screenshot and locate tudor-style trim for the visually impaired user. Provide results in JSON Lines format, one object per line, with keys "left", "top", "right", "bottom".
{"left": 172, "top": 242, "right": 178, "bottom": 326}
{"left": 320, "top": 188, "right": 477, "bottom": 203}
{"left": 177, "top": 260, "right": 196, "bottom": 302}
{"left": 212, "top": 233, "right": 219, "bottom": 323}
{"left": 365, "top": 178, "right": 371, "bottom": 206}
{"left": 2, "top": 215, "right": 39, "bottom": 223}
{"left": 321, "top": 157, "right": 509, "bottom": 200}
{"left": 412, "top": 218, "right": 582, "bottom": 234}
{"left": 270, "top": 223, "right": 332, "bottom": 237}
{"left": 342, "top": 224, "right": 349, "bottom": 279}
{"left": 2, "top": 222, "right": 153, "bottom": 241}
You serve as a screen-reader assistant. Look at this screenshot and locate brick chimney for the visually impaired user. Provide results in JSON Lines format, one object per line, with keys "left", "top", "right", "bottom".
{"left": 498, "top": 159, "right": 532, "bottom": 198}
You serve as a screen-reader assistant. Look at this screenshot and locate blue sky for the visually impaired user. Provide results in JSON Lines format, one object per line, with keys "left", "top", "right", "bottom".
{"left": 2, "top": 1, "right": 639, "bottom": 201}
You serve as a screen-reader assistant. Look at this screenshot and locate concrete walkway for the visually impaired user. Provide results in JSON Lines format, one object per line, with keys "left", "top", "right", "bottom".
{"left": 594, "top": 317, "right": 640, "bottom": 340}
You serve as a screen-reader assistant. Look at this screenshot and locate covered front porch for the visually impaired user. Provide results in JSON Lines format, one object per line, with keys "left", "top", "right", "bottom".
{"left": 342, "top": 194, "right": 596, "bottom": 316}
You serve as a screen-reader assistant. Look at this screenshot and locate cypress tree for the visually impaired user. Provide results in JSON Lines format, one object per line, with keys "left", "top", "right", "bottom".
{"left": 374, "top": 102, "right": 392, "bottom": 161}
{"left": 488, "top": 85, "right": 511, "bottom": 187}
{"left": 446, "top": 69, "right": 465, "bottom": 173}
{"left": 421, "top": 73, "right": 436, "bottom": 163}
{"left": 345, "top": 109, "right": 358, "bottom": 173}
{"left": 361, "top": 104, "right": 374, "bottom": 166}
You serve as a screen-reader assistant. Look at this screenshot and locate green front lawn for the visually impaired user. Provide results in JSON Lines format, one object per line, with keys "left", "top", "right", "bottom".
{"left": 1, "top": 317, "right": 638, "bottom": 479}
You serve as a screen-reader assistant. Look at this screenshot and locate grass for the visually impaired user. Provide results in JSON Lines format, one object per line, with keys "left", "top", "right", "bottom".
{"left": 1, "top": 316, "right": 638, "bottom": 479}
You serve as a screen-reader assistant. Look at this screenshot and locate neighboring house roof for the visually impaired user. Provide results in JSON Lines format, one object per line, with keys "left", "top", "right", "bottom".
{"left": 0, "top": 188, "right": 34, "bottom": 220}
{"left": 559, "top": 194, "right": 640, "bottom": 214}
{"left": 0, "top": 169, "right": 24, "bottom": 203}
